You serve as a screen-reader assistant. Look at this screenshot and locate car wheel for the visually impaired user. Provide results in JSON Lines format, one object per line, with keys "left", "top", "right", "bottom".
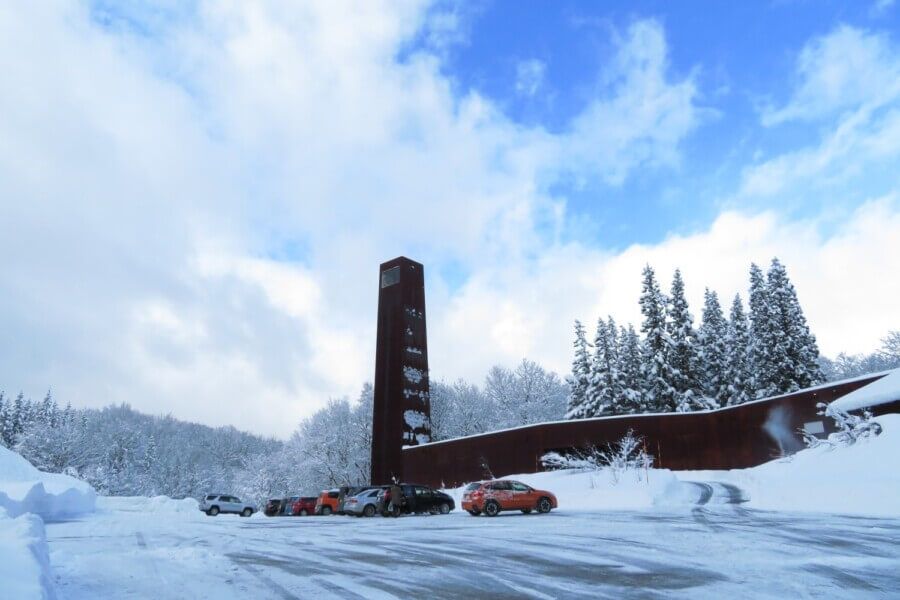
{"left": 322, "top": 506, "right": 332, "bottom": 516}
{"left": 208, "top": 506, "right": 219, "bottom": 516}
{"left": 484, "top": 501, "right": 500, "bottom": 517}
{"left": 363, "top": 504, "right": 376, "bottom": 517}
{"left": 467, "top": 509, "right": 481, "bottom": 516}
{"left": 241, "top": 508, "right": 252, "bottom": 517}
{"left": 537, "top": 497, "right": 552, "bottom": 514}
{"left": 439, "top": 503, "right": 450, "bottom": 515}
{"left": 300, "top": 509, "right": 308, "bottom": 516}
{"left": 521, "top": 508, "right": 532, "bottom": 514}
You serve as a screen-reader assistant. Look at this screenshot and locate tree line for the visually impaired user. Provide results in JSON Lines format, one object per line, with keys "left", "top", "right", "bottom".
{"left": 567, "top": 258, "right": 825, "bottom": 418}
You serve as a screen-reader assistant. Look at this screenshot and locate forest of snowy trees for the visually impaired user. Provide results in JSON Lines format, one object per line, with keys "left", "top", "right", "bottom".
{"left": 567, "top": 258, "right": 827, "bottom": 418}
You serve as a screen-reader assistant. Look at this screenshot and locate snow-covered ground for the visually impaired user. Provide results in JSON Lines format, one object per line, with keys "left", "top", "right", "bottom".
{"left": 45, "top": 498, "right": 900, "bottom": 599}
{"left": 4, "top": 411, "right": 899, "bottom": 598}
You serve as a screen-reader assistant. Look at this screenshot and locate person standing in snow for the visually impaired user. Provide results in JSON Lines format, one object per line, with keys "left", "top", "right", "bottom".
{"left": 388, "top": 483, "right": 403, "bottom": 517}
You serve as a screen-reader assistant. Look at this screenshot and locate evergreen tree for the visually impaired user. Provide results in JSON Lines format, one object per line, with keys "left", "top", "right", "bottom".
{"left": 639, "top": 265, "right": 674, "bottom": 412}
{"left": 584, "top": 318, "right": 616, "bottom": 416}
{"left": 747, "top": 263, "right": 774, "bottom": 398}
{"left": 0, "top": 392, "right": 7, "bottom": 447}
{"left": 618, "top": 324, "right": 643, "bottom": 413}
{"left": 11, "top": 392, "right": 26, "bottom": 443}
{"left": 724, "top": 294, "right": 753, "bottom": 405}
{"left": 566, "top": 320, "right": 592, "bottom": 419}
{"left": 697, "top": 289, "right": 729, "bottom": 407}
{"left": 766, "top": 258, "right": 824, "bottom": 392}
{"left": 667, "top": 269, "right": 705, "bottom": 411}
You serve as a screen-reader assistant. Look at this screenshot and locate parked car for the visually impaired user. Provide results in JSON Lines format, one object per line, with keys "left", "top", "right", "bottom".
{"left": 461, "top": 480, "right": 557, "bottom": 517}
{"left": 343, "top": 487, "right": 388, "bottom": 517}
{"left": 378, "top": 484, "right": 455, "bottom": 516}
{"left": 200, "top": 494, "right": 257, "bottom": 517}
{"left": 264, "top": 498, "right": 284, "bottom": 516}
{"left": 315, "top": 489, "right": 341, "bottom": 515}
{"left": 287, "top": 496, "right": 318, "bottom": 516}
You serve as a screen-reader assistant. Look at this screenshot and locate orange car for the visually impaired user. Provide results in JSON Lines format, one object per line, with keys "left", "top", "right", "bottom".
{"left": 314, "top": 489, "right": 340, "bottom": 515}
{"left": 461, "top": 479, "right": 558, "bottom": 517}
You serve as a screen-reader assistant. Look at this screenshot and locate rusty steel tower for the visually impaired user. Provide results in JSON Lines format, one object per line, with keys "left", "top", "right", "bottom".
{"left": 370, "top": 257, "right": 432, "bottom": 485}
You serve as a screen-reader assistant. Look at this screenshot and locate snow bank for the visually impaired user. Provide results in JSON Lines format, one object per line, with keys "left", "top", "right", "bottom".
{"left": 0, "top": 446, "right": 96, "bottom": 520}
{"left": 97, "top": 495, "right": 201, "bottom": 518}
{"left": 0, "top": 511, "right": 55, "bottom": 599}
{"left": 683, "top": 413, "right": 900, "bottom": 517}
{"left": 830, "top": 368, "right": 900, "bottom": 412}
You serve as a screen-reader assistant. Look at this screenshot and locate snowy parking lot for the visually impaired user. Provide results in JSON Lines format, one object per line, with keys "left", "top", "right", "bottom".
{"left": 46, "top": 501, "right": 900, "bottom": 599}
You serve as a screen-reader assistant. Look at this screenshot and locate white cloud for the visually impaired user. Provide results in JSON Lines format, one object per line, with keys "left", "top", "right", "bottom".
{"left": 562, "top": 20, "right": 702, "bottom": 185}
{"left": 2, "top": 3, "right": 892, "bottom": 439}
{"left": 742, "top": 26, "right": 900, "bottom": 198}
{"left": 515, "top": 59, "right": 546, "bottom": 97}
{"left": 762, "top": 26, "right": 900, "bottom": 126}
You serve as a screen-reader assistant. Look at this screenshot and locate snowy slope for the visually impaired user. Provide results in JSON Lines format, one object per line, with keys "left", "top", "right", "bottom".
{"left": 0, "top": 445, "right": 96, "bottom": 520}
{"left": 685, "top": 413, "right": 900, "bottom": 517}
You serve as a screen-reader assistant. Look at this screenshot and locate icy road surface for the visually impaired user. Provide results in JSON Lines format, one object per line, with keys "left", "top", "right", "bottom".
{"left": 47, "top": 504, "right": 900, "bottom": 599}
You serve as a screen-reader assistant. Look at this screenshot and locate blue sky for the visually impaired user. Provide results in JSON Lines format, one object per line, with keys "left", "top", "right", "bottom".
{"left": 1, "top": 0, "right": 899, "bottom": 436}
{"left": 406, "top": 0, "right": 900, "bottom": 248}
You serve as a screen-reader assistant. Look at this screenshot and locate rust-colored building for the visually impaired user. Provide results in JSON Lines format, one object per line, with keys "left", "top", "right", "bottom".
{"left": 403, "top": 373, "right": 895, "bottom": 488}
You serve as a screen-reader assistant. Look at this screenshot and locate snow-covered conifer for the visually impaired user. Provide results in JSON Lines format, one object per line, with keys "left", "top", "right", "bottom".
{"left": 765, "top": 258, "right": 824, "bottom": 393}
{"left": 618, "top": 324, "right": 643, "bottom": 413}
{"left": 748, "top": 263, "right": 774, "bottom": 398}
{"left": 667, "top": 269, "right": 705, "bottom": 412}
{"left": 639, "top": 265, "right": 674, "bottom": 412}
{"left": 697, "top": 288, "right": 729, "bottom": 407}
{"left": 566, "top": 320, "right": 592, "bottom": 419}
{"left": 724, "top": 294, "right": 753, "bottom": 405}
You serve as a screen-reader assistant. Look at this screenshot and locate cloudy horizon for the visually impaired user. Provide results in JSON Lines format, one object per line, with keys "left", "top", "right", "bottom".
{"left": 1, "top": 1, "right": 898, "bottom": 438}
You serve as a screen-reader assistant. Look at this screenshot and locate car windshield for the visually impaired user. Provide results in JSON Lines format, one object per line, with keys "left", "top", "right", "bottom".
{"left": 465, "top": 483, "right": 482, "bottom": 491}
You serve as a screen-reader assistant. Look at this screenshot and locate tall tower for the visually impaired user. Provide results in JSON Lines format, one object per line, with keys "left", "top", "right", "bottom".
{"left": 370, "top": 257, "right": 432, "bottom": 484}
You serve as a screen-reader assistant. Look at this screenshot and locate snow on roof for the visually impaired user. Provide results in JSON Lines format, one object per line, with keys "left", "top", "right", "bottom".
{"left": 411, "top": 369, "right": 897, "bottom": 449}
{"left": 830, "top": 368, "right": 900, "bottom": 413}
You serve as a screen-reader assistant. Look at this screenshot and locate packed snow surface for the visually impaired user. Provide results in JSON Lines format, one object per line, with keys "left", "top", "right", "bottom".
{"left": 0, "top": 445, "right": 96, "bottom": 520}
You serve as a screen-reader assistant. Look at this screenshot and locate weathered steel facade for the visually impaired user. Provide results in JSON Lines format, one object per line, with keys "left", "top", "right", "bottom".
{"left": 370, "top": 257, "right": 431, "bottom": 485}
{"left": 403, "top": 374, "right": 887, "bottom": 488}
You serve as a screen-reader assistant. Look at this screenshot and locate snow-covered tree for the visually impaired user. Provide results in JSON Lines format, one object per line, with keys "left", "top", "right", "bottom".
{"left": 765, "top": 258, "right": 823, "bottom": 393}
{"left": 667, "top": 269, "right": 705, "bottom": 412}
{"left": 697, "top": 289, "right": 729, "bottom": 407}
{"left": 566, "top": 320, "right": 592, "bottom": 419}
{"left": 617, "top": 324, "right": 643, "bottom": 413}
{"left": 724, "top": 294, "right": 753, "bottom": 405}
{"left": 820, "top": 330, "right": 900, "bottom": 381}
{"left": 639, "top": 265, "right": 674, "bottom": 412}
{"left": 747, "top": 262, "right": 773, "bottom": 398}
{"left": 584, "top": 318, "right": 614, "bottom": 417}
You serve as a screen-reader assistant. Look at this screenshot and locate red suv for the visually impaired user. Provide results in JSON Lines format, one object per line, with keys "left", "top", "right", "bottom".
{"left": 287, "top": 496, "right": 317, "bottom": 516}
{"left": 461, "top": 480, "right": 558, "bottom": 517}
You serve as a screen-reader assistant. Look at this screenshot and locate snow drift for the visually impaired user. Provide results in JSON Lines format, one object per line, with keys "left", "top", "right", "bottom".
{"left": 98, "top": 495, "right": 201, "bottom": 518}
{"left": 0, "top": 445, "right": 96, "bottom": 520}
{"left": 0, "top": 511, "right": 55, "bottom": 599}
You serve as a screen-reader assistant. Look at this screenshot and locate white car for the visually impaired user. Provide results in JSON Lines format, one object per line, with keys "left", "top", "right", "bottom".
{"left": 200, "top": 494, "right": 256, "bottom": 517}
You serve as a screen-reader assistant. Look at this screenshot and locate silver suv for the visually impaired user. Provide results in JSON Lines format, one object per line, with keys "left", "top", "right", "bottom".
{"left": 200, "top": 494, "right": 256, "bottom": 517}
